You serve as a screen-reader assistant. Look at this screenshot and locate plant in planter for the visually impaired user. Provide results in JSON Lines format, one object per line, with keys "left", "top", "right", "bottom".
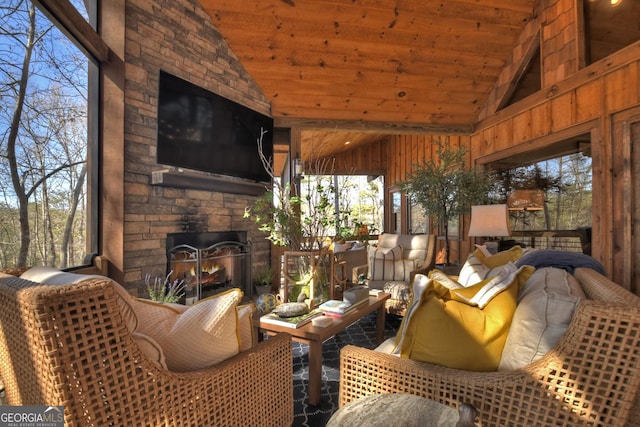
{"left": 253, "top": 265, "right": 274, "bottom": 295}
{"left": 398, "top": 138, "right": 494, "bottom": 265}
{"left": 145, "top": 271, "right": 186, "bottom": 303}
{"left": 244, "top": 130, "right": 337, "bottom": 305}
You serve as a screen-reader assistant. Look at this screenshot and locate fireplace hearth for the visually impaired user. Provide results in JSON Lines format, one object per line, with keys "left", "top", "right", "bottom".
{"left": 166, "top": 231, "right": 251, "bottom": 304}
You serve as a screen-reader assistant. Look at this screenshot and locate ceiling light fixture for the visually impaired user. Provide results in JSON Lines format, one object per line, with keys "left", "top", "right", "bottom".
{"left": 610, "top": 0, "right": 622, "bottom": 6}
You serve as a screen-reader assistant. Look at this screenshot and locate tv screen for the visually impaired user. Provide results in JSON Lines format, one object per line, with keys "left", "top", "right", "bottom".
{"left": 157, "top": 71, "right": 273, "bottom": 183}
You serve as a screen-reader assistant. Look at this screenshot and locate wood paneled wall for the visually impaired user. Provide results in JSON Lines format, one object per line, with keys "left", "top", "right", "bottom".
{"left": 329, "top": 0, "right": 640, "bottom": 291}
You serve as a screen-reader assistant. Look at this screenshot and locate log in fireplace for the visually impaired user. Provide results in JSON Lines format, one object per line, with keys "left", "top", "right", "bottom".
{"left": 166, "top": 231, "right": 251, "bottom": 305}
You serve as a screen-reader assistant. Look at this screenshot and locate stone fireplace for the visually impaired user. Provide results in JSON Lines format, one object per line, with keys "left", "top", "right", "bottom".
{"left": 166, "top": 231, "right": 251, "bottom": 305}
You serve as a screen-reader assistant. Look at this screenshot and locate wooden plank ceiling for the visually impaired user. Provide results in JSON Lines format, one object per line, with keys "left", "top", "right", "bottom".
{"left": 199, "top": 0, "right": 538, "bottom": 161}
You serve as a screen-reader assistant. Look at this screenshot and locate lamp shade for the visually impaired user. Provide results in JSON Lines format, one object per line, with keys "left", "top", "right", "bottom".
{"left": 468, "top": 204, "right": 511, "bottom": 237}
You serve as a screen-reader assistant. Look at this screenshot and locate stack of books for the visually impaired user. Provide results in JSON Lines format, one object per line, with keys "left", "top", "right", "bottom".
{"left": 260, "top": 308, "right": 322, "bottom": 329}
{"left": 318, "top": 298, "right": 367, "bottom": 317}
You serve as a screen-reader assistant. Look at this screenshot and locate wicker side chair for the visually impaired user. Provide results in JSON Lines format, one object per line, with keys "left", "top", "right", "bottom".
{"left": 338, "top": 268, "right": 640, "bottom": 427}
{"left": 0, "top": 275, "right": 293, "bottom": 427}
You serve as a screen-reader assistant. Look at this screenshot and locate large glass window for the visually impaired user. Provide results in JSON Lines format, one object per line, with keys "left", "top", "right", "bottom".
{"left": 0, "top": 0, "right": 97, "bottom": 268}
{"left": 299, "top": 175, "right": 384, "bottom": 239}
{"left": 491, "top": 147, "right": 592, "bottom": 253}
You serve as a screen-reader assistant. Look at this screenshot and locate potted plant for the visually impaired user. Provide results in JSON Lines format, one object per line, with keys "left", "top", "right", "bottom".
{"left": 145, "top": 271, "right": 186, "bottom": 303}
{"left": 244, "top": 130, "right": 337, "bottom": 305}
{"left": 398, "top": 138, "right": 494, "bottom": 266}
{"left": 253, "top": 265, "right": 274, "bottom": 295}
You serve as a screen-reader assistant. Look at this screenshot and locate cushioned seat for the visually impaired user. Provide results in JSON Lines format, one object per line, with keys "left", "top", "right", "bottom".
{"left": 338, "top": 264, "right": 640, "bottom": 426}
{"left": 355, "top": 233, "right": 436, "bottom": 315}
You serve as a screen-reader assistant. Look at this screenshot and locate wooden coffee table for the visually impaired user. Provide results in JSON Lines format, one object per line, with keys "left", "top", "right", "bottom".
{"left": 259, "top": 293, "right": 391, "bottom": 406}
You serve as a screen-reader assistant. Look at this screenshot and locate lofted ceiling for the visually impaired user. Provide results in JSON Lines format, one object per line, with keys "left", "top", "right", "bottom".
{"left": 199, "top": 0, "right": 543, "bottom": 162}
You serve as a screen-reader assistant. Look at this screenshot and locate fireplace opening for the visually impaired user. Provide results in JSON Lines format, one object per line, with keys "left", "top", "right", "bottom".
{"left": 166, "top": 231, "right": 251, "bottom": 305}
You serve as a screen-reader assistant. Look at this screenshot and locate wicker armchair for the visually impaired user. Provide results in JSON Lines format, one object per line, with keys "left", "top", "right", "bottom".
{"left": 0, "top": 274, "right": 293, "bottom": 427}
{"left": 339, "top": 268, "right": 640, "bottom": 427}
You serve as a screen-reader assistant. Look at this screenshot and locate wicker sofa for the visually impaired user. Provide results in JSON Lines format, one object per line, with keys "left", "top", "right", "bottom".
{"left": 0, "top": 271, "right": 293, "bottom": 427}
{"left": 339, "top": 267, "right": 640, "bottom": 427}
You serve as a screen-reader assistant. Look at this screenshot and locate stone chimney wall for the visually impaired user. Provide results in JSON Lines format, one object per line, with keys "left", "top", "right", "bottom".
{"left": 122, "top": 0, "right": 271, "bottom": 293}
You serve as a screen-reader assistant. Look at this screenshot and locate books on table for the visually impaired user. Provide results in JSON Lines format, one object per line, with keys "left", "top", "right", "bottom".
{"left": 260, "top": 308, "right": 323, "bottom": 329}
{"left": 318, "top": 298, "right": 368, "bottom": 317}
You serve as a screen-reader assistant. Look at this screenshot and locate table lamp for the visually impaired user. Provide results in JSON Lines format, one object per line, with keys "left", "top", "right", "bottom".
{"left": 468, "top": 204, "right": 511, "bottom": 254}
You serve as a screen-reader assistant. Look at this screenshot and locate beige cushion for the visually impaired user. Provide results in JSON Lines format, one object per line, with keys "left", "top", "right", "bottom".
{"left": 368, "top": 245, "right": 404, "bottom": 280}
{"left": 20, "top": 266, "right": 138, "bottom": 333}
{"left": 133, "top": 332, "right": 167, "bottom": 369}
{"left": 498, "top": 267, "right": 586, "bottom": 371}
{"left": 378, "top": 234, "right": 430, "bottom": 268}
{"left": 133, "top": 288, "right": 242, "bottom": 371}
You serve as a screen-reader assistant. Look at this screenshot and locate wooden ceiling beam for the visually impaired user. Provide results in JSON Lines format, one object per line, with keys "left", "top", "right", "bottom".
{"left": 207, "top": 0, "right": 532, "bottom": 28}
{"left": 275, "top": 117, "right": 474, "bottom": 135}
{"left": 216, "top": 24, "right": 519, "bottom": 58}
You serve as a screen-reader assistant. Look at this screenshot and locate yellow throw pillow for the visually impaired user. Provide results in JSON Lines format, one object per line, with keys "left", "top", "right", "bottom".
{"left": 133, "top": 288, "right": 242, "bottom": 371}
{"left": 397, "top": 263, "right": 534, "bottom": 371}
{"left": 476, "top": 245, "right": 524, "bottom": 269}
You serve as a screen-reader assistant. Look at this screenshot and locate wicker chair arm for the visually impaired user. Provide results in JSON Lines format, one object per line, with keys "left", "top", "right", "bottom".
{"left": 0, "top": 277, "right": 293, "bottom": 427}
{"left": 339, "top": 300, "right": 640, "bottom": 427}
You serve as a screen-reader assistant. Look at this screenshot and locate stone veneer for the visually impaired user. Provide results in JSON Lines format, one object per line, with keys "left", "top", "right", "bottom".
{"left": 122, "top": 0, "right": 272, "bottom": 293}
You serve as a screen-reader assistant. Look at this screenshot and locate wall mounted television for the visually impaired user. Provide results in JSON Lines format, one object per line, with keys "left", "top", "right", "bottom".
{"left": 157, "top": 70, "right": 274, "bottom": 183}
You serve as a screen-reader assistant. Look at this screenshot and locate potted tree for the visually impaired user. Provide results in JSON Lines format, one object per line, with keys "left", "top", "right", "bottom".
{"left": 398, "top": 138, "right": 494, "bottom": 266}
{"left": 244, "top": 130, "right": 337, "bottom": 306}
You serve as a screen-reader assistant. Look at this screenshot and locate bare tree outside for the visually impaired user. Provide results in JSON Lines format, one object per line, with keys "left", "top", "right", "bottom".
{"left": 0, "top": 0, "right": 90, "bottom": 268}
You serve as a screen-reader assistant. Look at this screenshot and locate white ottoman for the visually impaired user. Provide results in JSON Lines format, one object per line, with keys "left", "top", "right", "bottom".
{"left": 327, "top": 393, "right": 477, "bottom": 427}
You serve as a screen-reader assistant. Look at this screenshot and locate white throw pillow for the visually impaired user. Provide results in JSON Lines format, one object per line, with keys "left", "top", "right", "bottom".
{"left": 133, "top": 288, "right": 242, "bottom": 371}
{"left": 498, "top": 267, "right": 585, "bottom": 371}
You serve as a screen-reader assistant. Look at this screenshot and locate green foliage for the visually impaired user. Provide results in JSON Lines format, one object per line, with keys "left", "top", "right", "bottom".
{"left": 398, "top": 138, "right": 494, "bottom": 264}
{"left": 252, "top": 265, "right": 273, "bottom": 286}
{"left": 244, "top": 183, "right": 304, "bottom": 249}
{"left": 145, "top": 271, "right": 186, "bottom": 303}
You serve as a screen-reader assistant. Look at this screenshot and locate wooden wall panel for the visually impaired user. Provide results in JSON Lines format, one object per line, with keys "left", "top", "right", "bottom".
{"left": 605, "top": 65, "right": 640, "bottom": 113}
{"left": 550, "top": 91, "right": 575, "bottom": 131}
{"left": 475, "top": 52, "right": 640, "bottom": 288}
{"left": 512, "top": 110, "right": 532, "bottom": 143}
{"left": 494, "top": 119, "right": 514, "bottom": 152}
{"left": 575, "top": 80, "right": 603, "bottom": 123}
{"left": 529, "top": 102, "right": 552, "bottom": 138}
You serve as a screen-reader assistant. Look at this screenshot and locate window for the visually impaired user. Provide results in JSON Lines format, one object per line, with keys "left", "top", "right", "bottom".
{"left": 409, "top": 198, "right": 428, "bottom": 234}
{"left": 299, "top": 174, "right": 384, "bottom": 239}
{"left": 583, "top": 0, "right": 640, "bottom": 65}
{"left": 490, "top": 140, "right": 592, "bottom": 253}
{"left": 0, "top": 0, "right": 98, "bottom": 268}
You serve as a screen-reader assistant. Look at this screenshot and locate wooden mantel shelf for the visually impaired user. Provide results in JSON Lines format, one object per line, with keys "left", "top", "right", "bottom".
{"left": 151, "top": 169, "right": 267, "bottom": 196}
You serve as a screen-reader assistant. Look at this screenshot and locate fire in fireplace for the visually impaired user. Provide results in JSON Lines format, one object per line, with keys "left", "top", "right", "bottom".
{"left": 166, "top": 231, "right": 250, "bottom": 305}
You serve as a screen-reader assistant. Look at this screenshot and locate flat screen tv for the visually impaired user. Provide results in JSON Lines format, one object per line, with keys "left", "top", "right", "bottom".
{"left": 157, "top": 70, "right": 273, "bottom": 183}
